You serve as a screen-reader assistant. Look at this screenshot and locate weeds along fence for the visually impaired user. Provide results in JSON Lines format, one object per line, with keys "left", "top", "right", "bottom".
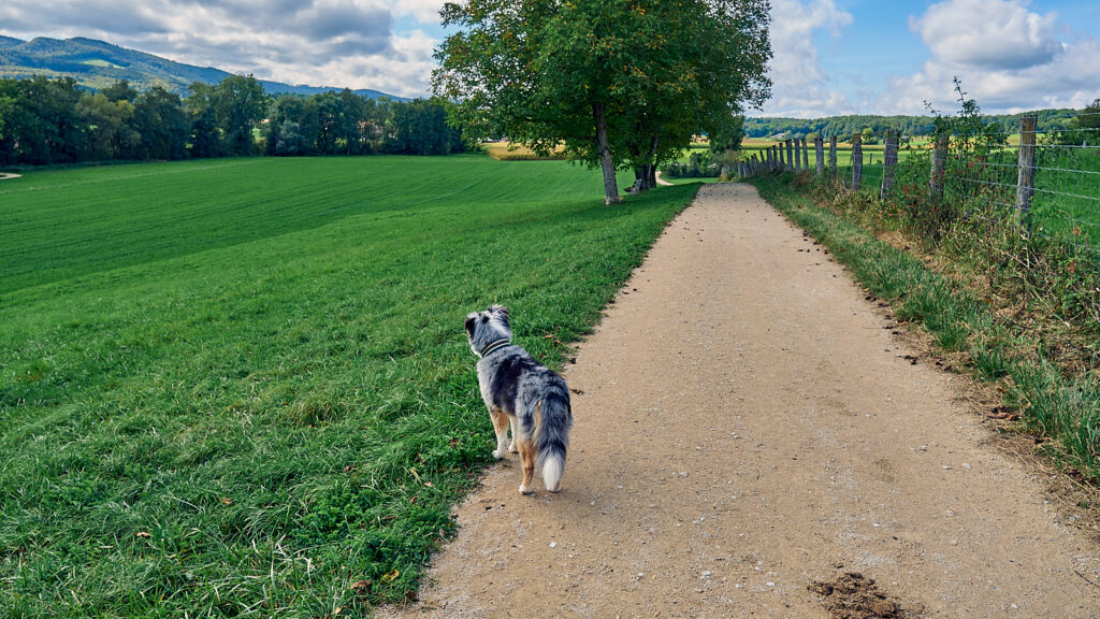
{"left": 739, "top": 114, "right": 1100, "bottom": 253}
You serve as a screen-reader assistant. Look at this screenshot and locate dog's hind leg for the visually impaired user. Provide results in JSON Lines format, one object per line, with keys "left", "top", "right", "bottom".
{"left": 507, "top": 417, "right": 519, "bottom": 453}
{"left": 490, "top": 409, "right": 510, "bottom": 459}
{"left": 517, "top": 439, "right": 536, "bottom": 495}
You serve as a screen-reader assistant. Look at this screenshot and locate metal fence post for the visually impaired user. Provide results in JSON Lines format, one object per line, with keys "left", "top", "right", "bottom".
{"left": 1016, "top": 115, "right": 1037, "bottom": 227}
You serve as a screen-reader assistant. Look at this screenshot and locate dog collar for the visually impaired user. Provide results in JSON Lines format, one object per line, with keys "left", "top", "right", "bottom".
{"left": 480, "top": 338, "right": 511, "bottom": 358}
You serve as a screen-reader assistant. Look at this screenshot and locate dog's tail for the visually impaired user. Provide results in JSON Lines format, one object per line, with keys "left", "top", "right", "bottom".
{"left": 534, "top": 385, "right": 572, "bottom": 493}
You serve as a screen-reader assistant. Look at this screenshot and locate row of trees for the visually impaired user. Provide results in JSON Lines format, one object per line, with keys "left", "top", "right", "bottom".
{"left": 434, "top": 0, "right": 772, "bottom": 204}
{"left": 743, "top": 109, "right": 1083, "bottom": 142}
{"left": 0, "top": 75, "right": 465, "bottom": 166}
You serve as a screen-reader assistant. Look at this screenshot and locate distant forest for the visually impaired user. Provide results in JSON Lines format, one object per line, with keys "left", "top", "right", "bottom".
{"left": 744, "top": 110, "right": 1079, "bottom": 140}
{"left": 0, "top": 75, "right": 465, "bottom": 167}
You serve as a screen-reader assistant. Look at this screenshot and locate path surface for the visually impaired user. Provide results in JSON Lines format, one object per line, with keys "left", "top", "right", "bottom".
{"left": 382, "top": 184, "right": 1099, "bottom": 618}
{"left": 0, "top": 172, "right": 21, "bottom": 181}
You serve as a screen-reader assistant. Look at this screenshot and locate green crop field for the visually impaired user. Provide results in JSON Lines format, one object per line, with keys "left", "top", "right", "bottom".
{"left": 0, "top": 156, "right": 698, "bottom": 617}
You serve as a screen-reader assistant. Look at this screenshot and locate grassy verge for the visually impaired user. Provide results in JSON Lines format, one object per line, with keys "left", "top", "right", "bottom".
{"left": 1, "top": 157, "right": 698, "bottom": 617}
{"left": 749, "top": 173, "right": 1100, "bottom": 486}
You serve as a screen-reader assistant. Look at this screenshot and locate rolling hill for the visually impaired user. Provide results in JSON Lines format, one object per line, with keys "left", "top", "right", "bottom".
{"left": 0, "top": 35, "right": 405, "bottom": 99}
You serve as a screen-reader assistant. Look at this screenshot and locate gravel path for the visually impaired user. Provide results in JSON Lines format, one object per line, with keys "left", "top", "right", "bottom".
{"left": 0, "top": 172, "right": 22, "bottom": 181}
{"left": 381, "top": 183, "right": 1099, "bottom": 618}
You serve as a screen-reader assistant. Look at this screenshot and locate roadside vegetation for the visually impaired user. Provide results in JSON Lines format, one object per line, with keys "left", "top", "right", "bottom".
{"left": 749, "top": 135, "right": 1100, "bottom": 487}
{"left": 0, "top": 156, "right": 700, "bottom": 617}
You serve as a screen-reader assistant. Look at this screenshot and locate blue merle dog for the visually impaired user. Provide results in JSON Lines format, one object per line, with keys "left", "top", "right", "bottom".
{"left": 465, "top": 305, "right": 572, "bottom": 494}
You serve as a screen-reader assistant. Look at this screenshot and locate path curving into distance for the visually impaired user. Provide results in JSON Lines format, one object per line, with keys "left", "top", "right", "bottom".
{"left": 0, "top": 172, "right": 22, "bottom": 181}
{"left": 381, "top": 183, "right": 1098, "bottom": 618}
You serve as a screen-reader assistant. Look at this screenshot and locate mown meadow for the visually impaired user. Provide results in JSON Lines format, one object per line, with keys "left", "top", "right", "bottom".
{"left": 0, "top": 156, "right": 699, "bottom": 617}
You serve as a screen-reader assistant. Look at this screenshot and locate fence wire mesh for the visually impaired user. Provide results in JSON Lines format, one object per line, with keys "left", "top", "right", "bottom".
{"left": 743, "top": 111, "right": 1100, "bottom": 254}
{"left": 940, "top": 112, "right": 1100, "bottom": 252}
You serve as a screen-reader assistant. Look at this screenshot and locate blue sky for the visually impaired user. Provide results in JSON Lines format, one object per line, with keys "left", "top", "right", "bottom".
{"left": 766, "top": 0, "right": 1100, "bottom": 117}
{"left": 2, "top": 0, "right": 1098, "bottom": 116}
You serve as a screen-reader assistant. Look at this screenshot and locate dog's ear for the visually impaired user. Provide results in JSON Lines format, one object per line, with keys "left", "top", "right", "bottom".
{"left": 464, "top": 314, "right": 477, "bottom": 337}
{"left": 488, "top": 305, "right": 510, "bottom": 327}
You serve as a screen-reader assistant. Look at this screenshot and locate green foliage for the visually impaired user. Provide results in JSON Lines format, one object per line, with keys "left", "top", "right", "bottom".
{"left": 752, "top": 174, "right": 1100, "bottom": 484}
{"left": 434, "top": 0, "right": 771, "bottom": 200}
{"left": 744, "top": 108, "right": 1078, "bottom": 140}
{"left": 0, "top": 156, "right": 698, "bottom": 615}
{"left": 0, "top": 76, "right": 464, "bottom": 166}
{"left": 662, "top": 151, "right": 721, "bottom": 178}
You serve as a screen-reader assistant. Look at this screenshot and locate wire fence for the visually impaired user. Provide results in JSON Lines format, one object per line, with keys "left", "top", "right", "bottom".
{"left": 741, "top": 112, "right": 1100, "bottom": 253}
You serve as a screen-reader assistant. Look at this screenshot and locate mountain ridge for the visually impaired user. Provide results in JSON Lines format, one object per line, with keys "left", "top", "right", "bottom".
{"left": 0, "top": 35, "right": 406, "bottom": 100}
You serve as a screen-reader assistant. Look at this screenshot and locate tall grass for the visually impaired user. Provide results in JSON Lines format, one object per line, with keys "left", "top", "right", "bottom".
{"left": 751, "top": 173, "right": 1100, "bottom": 486}
{"left": 0, "top": 156, "right": 699, "bottom": 617}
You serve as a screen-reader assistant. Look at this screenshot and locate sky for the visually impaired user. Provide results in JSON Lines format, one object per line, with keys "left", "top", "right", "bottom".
{"left": 1, "top": 0, "right": 1098, "bottom": 117}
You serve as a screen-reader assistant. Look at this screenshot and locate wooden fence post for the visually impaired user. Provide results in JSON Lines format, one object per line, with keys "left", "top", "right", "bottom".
{"left": 786, "top": 140, "right": 795, "bottom": 172}
{"left": 778, "top": 143, "right": 785, "bottom": 170}
{"left": 793, "top": 139, "right": 802, "bottom": 172}
{"left": 829, "top": 136, "right": 838, "bottom": 179}
{"left": 815, "top": 137, "right": 824, "bottom": 175}
{"left": 851, "top": 133, "right": 863, "bottom": 191}
{"left": 1016, "top": 115, "right": 1037, "bottom": 227}
{"left": 802, "top": 138, "right": 810, "bottom": 171}
{"left": 880, "top": 130, "right": 899, "bottom": 200}
{"left": 930, "top": 135, "right": 948, "bottom": 203}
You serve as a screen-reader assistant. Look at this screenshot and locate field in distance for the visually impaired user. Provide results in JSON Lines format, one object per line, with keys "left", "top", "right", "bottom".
{"left": 0, "top": 156, "right": 698, "bottom": 616}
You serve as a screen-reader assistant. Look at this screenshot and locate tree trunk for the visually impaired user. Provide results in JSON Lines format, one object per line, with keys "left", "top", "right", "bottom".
{"left": 646, "top": 135, "right": 659, "bottom": 189}
{"left": 593, "top": 102, "right": 621, "bottom": 205}
{"left": 631, "top": 167, "right": 648, "bottom": 193}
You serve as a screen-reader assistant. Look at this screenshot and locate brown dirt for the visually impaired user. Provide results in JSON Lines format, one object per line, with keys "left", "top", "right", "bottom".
{"left": 379, "top": 183, "right": 1100, "bottom": 618}
{"left": 809, "top": 572, "right": 913, "bottom": 619}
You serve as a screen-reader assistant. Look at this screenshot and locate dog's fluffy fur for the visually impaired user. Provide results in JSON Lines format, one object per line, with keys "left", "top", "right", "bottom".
{"left": 465, "top": 305, "right": 572, "bottom": 494}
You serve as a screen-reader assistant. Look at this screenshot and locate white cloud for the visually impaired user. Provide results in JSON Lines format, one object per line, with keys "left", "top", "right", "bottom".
{"left": 910, "top": 0, "right": 1062, "bottom": 70}
{"left": 0, "top": 0, "right": 440, "bottom": 97}
{"left": 882, "top": 0, "right": 1100, "bottom": 114}
{"left": 393, "top": 0, "right": 445, "bottom": 24}
{"left": 760, "top": 0, "right": 857, "bottom": 117}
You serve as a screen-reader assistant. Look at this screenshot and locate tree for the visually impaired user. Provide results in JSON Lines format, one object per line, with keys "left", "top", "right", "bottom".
{"left": 76, "top": 92, "right": 139, "bottom": 160}
{"left": 861, "top": 127, "right": 878, "bottom": 145}
{"left": 133, "top": 86, "right": 189, "bottom": 160}
{"left": 101, "top": 80, "right": 138, "bottom": 103}
{"left": 435, "top": 0, "right": 771, "bottom": 203}
{"left": 214, "top": 75, "right": 267, "bottom": 156}
{"left": 185, "top": 82, "right": 225, "bottom": 158}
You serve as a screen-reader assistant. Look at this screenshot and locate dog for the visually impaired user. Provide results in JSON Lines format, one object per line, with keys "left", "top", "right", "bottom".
{"left": 465, "top": 305, "right": 572, "bottom": 494}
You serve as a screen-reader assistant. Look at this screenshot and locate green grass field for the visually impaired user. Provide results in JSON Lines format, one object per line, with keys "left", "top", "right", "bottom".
{"left": 0, "top": 156, "right": 699, "bottom": 617}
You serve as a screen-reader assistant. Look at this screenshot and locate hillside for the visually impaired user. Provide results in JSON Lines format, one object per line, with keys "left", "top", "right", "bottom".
{"left": 0, "top": 35, "right": 404, "bottom": 99}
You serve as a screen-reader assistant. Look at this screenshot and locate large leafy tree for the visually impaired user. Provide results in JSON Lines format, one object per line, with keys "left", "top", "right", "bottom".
{"left": 133, "top": 86, "right": 190, "bottom": 160}
{"left": 214, "top": 75, "right": 267, "bottom": 156}
{"left": 434, "top": 0, "right": 771, "bottom": 203}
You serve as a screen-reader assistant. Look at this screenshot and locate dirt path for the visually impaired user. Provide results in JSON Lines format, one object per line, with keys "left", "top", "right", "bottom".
{"left": 0, "top": 172, "right": 21, "bottom": 181}
{"left": 655, "top": 172, "right": 674, "bottom": 187}
{"left": 381, "top": 184, "right": 1099, "bottom": 618}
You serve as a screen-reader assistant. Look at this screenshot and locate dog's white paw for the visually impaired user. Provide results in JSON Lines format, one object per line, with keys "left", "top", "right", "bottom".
{"left": 492, "top": 449, "right": 506, "bottom": 460}
{"left": 518, "top": 484, "right": 534, "bottom": 495}
{"left": 508, "top": 442, "right": 518, "bottom": 454}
